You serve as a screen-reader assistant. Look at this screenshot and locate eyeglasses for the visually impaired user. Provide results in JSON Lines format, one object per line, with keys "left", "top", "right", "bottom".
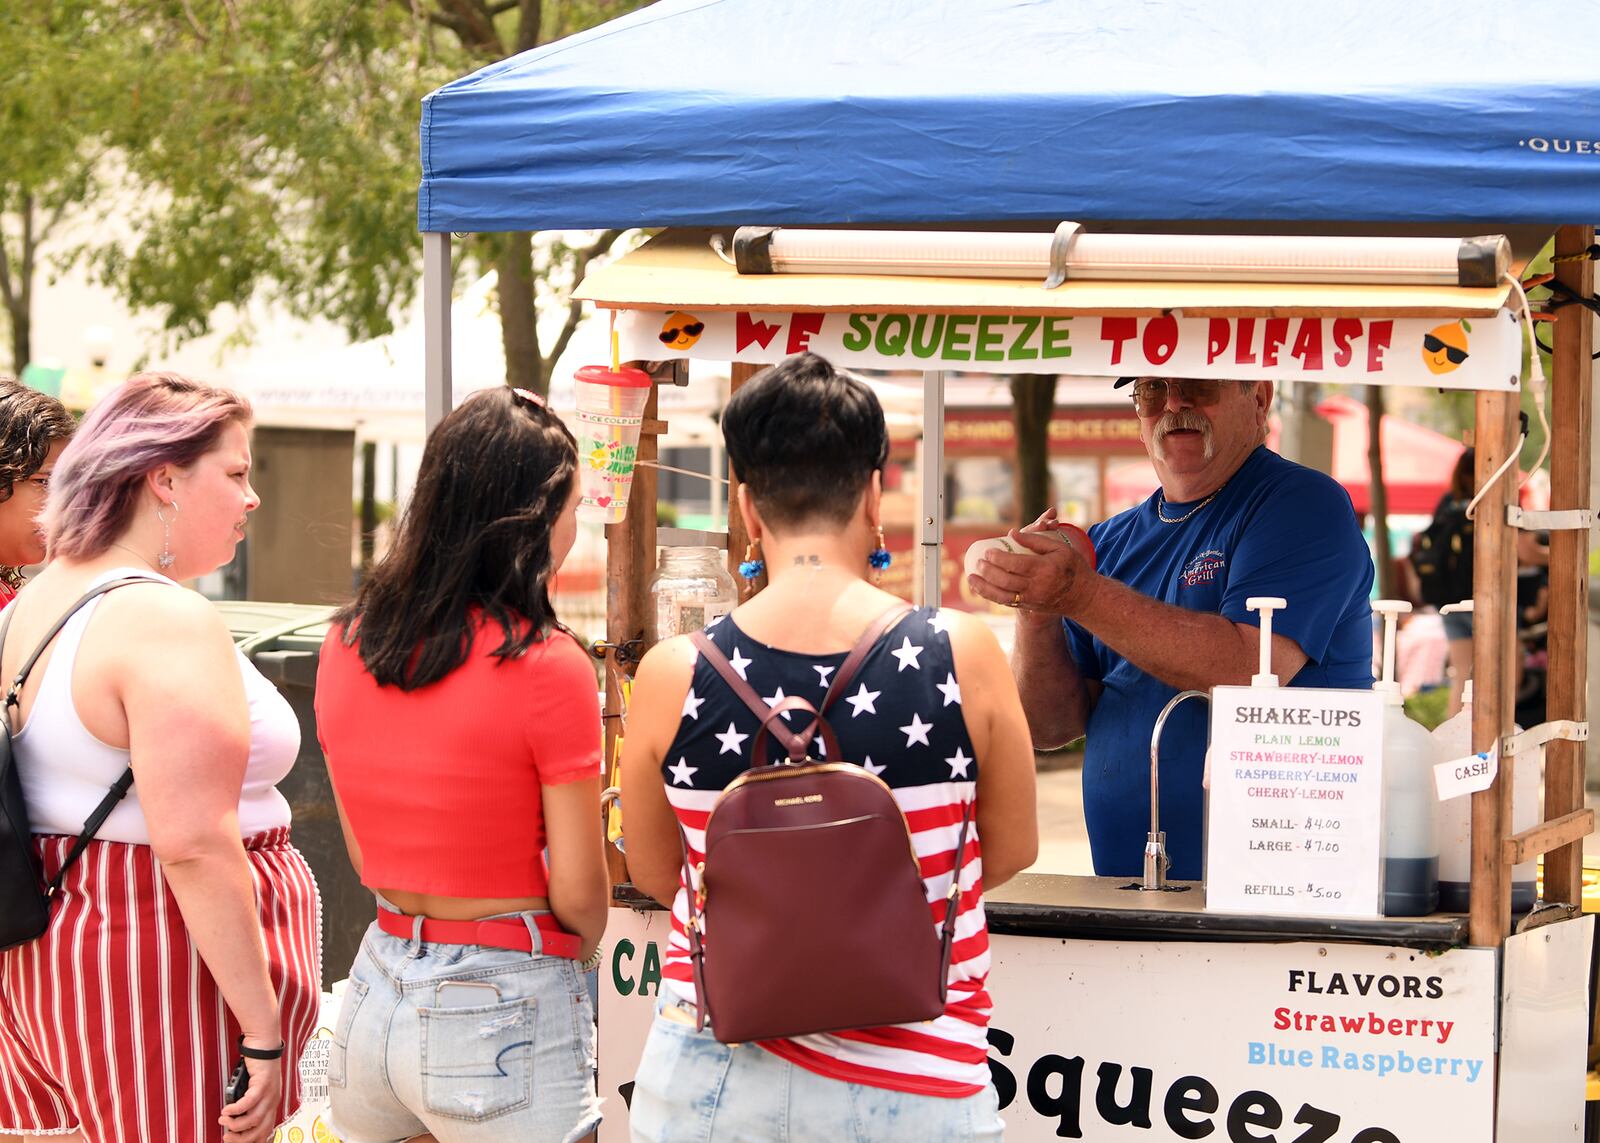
{"left": 1422, "top": 334, "right": 1468, "bottom": 365}
{"left": 659, "top": 322, "right": 704, "bottom": 344}
{"left": 1129, "top": 378, "right": 1231, "bottom": 417}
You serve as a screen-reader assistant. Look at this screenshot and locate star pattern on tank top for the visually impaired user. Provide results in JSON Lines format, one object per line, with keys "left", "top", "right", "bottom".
{"left": 664, "top": 609, "right": 974, "bottom": 788}
{"left": 714, "top": 721, "right": 749, "bottom": 755}
{"left": 890, "top": 636, "right": 924, "bottom": 672}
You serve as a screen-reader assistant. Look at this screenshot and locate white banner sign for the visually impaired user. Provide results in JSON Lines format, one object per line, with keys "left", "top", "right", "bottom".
{"left": 617, "top": 307, "right": 1522, "bottom": 389}
{"left": 1206, "top": 686, "right": 1385, "bottom": 917}
{"left": 597, "top": 908, "right": 1497, "bottom": 1142}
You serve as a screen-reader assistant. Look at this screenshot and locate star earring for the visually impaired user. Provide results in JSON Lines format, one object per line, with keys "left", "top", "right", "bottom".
{"left": 156, "top": 500, "right": 179, "bottom": 571}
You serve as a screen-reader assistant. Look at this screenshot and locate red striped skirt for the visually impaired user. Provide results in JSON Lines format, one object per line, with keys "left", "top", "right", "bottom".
{"left": 0, "top": 827, "right": 322, "bottom": 1141}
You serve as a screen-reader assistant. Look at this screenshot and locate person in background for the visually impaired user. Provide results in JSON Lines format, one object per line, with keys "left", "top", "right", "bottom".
{"left": 0, "top": 372, "right": 321, "bottom": 1143}
{"left": 622, "top": 353, "right": 1037, "bottom": 1142}
{"left": 316, "top": 386, "right": 607, "bottom": 1143}
{"left": 0, "top": 378, "right": 76, "bottom": 605}
{"left": 1434, "top": 448, "right": 1476, "bottom": 717}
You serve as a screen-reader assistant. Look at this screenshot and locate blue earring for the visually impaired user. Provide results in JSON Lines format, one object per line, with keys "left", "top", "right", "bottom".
{"left": 868, "top": 527, "right": 892, "bottom": 578}
{"left": 738, "top": 539, "right": 765, "bottom": 589}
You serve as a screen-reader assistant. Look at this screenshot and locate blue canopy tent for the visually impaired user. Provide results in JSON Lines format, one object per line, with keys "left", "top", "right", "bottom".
{"left": 419, "top": 0, "right": 1600, "bottom": 231}
{"left": 415, "top": 0, "right": 1598, "bottom": 971}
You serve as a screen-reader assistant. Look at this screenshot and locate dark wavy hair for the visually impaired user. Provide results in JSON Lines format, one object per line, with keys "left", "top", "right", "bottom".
{"left": 337, "top": 387, "right": 579, "bottom": 690}
{"left": 0, "top": 376, "right": 75, "bottom": 503}
{"left": 722, "top": 353, "right": 888, "bottom": 528}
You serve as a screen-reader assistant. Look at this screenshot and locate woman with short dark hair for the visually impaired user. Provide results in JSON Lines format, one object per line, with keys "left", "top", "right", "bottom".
{"left": 316, "top": 385, "right": 607, "bottom": 1143}
{"left": 622, "top": 353, "right": 1037, "bottom": 1141}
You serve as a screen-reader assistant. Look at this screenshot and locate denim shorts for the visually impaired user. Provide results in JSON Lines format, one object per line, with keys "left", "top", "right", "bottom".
{"left": 629, "top": 1000, "right": 1004, "bottom": 1142}
{"left": 328, "top": 902, "right": 601, "bottom": 1143}
{"left": 1442, "top": 610, "right": 1474, "bottom": 641}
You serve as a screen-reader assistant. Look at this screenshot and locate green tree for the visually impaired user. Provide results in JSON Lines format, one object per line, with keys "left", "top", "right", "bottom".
{"left": 410, "top": 1, "right": 645, "bottom": 393}
{"left": 1010, "top": 374, "right": 1057, "bottom": 525}
{"left": 5, "top": 1, "right": 644, "bottom": 394}
{"left": 0, "top": 1, "right": 118, "bottom": 371}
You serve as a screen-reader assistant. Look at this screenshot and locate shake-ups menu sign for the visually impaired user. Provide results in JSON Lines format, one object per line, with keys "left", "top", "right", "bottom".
{"left": 1207, "top": 686, "right": 1384, "bottom": 916}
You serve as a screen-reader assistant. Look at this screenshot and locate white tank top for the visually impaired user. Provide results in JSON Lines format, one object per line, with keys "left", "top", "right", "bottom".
{"left": 14, "top": 569, "right": 299, "bottom": 844}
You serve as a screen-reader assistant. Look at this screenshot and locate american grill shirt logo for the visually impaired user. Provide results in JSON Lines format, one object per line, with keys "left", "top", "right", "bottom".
{"left": 1181, "top": 549, "right": 1226, "bottom": 588}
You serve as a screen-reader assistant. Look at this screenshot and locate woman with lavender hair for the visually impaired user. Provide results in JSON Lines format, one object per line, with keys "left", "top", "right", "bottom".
{"left": 0, "top": 372, "right": 321, "bottom": 1143}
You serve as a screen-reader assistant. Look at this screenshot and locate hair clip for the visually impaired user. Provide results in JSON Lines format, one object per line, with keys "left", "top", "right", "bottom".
{"left": 511, "top": 387, "right": 547, "bottom": 408}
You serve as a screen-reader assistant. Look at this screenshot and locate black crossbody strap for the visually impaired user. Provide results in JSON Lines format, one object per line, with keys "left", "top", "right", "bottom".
{"left": 0, "top": 576, "right": 158, "bottom": 892}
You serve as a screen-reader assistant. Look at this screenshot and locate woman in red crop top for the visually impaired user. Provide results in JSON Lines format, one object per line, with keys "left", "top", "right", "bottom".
{"left": 316, "top": 387, "right": 607, "bottom": 1143}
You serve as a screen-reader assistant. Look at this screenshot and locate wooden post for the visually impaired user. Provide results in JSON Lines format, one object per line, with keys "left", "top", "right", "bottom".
{"left": 725, "top": 362, "right": 764, "bottom": 592}
{"left": 1543, "top": 224, "right": 1596, "bottom": 907}
{"left": 601, "top": 363, "right": 669, "bottom": 889}
{"left": 1468, "top": 388, "right": 1520, "bottom": 946}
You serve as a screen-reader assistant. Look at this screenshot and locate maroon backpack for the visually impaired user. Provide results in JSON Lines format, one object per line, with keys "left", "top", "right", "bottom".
{"left": 681, "top": 605, "right": 974, "bottom": 1044}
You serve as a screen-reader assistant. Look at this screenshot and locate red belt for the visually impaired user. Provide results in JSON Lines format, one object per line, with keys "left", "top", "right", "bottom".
{"left": 375, "top": 909, "right": 582, "bottom": 960}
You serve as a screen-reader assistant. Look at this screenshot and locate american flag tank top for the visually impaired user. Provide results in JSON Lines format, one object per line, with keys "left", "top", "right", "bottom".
{"left": 658, "top": 607, "right": 991, "bottom": 1098}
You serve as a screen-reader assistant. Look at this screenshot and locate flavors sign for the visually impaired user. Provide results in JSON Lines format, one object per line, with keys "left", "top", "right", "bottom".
{"left": 597, "top": 909, "right": 1498, "bottom": 1141}
{"left": 613, "top": 308, "right": 1522, "bottom": 389}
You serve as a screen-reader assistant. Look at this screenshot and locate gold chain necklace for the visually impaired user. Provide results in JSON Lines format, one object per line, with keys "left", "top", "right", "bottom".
{"left": 1156, "top": 481, "right": 1227, "bottom": 525}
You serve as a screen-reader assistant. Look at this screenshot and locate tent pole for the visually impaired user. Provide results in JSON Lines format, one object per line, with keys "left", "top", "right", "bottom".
{"left": 920, "top": 370, "right": 946, "bottom": 608}
{"left": 1542, "top": 223, "right": 1596, "bottom": 907}
{"left": 423, "top": 232, "right": 453, "bottom": 433}
{"left": 1468, "top": 388, "right": 1520, "bottom": 946}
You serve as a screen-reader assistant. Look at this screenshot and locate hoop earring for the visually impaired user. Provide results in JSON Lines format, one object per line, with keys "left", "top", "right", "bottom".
{"left": 738, "top": 538, "right": 765, "bottom": 596}
{"left": 868, "top": 526, "right": 892, "bottom": 582}
{"left": 156, "top": 500, "right": 178, "bottom": 571}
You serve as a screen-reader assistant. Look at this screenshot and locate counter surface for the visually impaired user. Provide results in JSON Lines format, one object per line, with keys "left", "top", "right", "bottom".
{"left": 615, "top": 872, "right": 1472, "bottom": 949}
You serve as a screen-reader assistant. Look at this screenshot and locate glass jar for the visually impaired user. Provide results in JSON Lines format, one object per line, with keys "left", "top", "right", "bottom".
{"left": 650, "top": 546, "right": 738, "bottom": 640}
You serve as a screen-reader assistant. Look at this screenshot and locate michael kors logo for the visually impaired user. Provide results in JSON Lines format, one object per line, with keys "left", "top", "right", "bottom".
{"left": 774, "top": 794, "right": 824, "bottom": 807}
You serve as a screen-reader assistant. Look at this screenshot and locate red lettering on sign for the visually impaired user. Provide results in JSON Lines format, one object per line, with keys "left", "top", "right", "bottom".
{"left": 786, "top": 312, "right": 825, "bottom": 355}
{"left": 1366, "top": 320, "right": 1393, "bottom": 373}
{"left": 1142, "top": 315, "right": 1179, "bottom": 365}
{"left": 736, "top": 312, "right": 782, "bottom": 352}
{"left": 1331, "top": 318, "right": 1363, "bottom": 368}
{"left": 1207, "top": 319, "right": 1231, "bottom": 364}
{"left": 1100, "top": 317, "right": 1138, "bottom": 366}
{"left": 1261, "top": 318, "right": 1290, "bottom": 368}
{"left": 1289, "top": 320, "right": 1324, "bottom": 370}
{"left": 1234, "top": 318, "right": 1258, "bottom": 366}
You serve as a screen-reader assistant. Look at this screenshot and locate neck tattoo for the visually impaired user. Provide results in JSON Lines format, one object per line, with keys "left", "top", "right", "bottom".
{"left": 1156, "top": 479, "right": 1228, "bottom": 525}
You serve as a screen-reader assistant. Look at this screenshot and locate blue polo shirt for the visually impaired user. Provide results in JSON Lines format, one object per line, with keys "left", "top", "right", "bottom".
{"left": 1065, "top": 446, "right": 1374, "bottom": 880}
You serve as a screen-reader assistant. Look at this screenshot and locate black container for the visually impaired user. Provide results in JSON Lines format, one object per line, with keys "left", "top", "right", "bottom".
{"left": 1382, "top": 855, "right": 1440, "bottom": 917}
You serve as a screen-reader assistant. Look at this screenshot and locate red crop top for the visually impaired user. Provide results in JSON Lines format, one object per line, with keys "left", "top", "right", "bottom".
{"left": 315, "top": 616, "right": 602, "bottom": 899}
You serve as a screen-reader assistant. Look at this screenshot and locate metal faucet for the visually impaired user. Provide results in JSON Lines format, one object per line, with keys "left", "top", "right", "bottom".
{"left": 1144, "top": 689, "right": 1211, "bottom": 891}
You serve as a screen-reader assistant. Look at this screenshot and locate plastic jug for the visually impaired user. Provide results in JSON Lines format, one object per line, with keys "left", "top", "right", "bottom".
{"left": 1433, "top": 654, "right": 1542, "bottom": 911}
{"left": 1373, "top": 601, "right": 1440, "bottom": 916}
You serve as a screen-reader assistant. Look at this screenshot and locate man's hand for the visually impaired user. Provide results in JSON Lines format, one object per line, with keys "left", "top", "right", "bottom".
{"left": 968, "top": 507, "right": 1099, "bottom": 618}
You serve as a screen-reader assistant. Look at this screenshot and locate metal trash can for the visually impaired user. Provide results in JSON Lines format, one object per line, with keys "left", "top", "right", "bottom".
{"left": 217, "top": 601, "right": 370, "bottom": 990}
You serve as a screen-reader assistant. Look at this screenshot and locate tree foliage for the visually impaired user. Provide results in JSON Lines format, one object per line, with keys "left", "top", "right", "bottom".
{"left": 1, "top": 0, "right": 646, "bottom": 393}
{"left": 0, "top": 1, "right": 119, "bottom": 369}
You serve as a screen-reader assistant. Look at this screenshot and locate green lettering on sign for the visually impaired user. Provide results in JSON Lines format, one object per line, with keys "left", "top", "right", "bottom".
{"left": 1042, "top": 317, "right": 1074, "bottom": 359}
{"left": 974, "top": 315, "right": 1007, "bottom": 362}
{"left": 943, "top": 315, "right": 976, "bottom": 361}
{"left": 611, "top": 938, "right": 636, "bottom": 996}
{"left": 639, "top": 941, "right": 663, "bottom": 998}
{"left": 842, "top": 313, "right": 874, "bottom": 352}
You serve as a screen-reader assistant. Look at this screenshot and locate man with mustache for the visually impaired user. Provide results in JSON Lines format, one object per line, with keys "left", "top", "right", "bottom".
{"left": 968, "top": 377, "right": 1374, "bottom": 880}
